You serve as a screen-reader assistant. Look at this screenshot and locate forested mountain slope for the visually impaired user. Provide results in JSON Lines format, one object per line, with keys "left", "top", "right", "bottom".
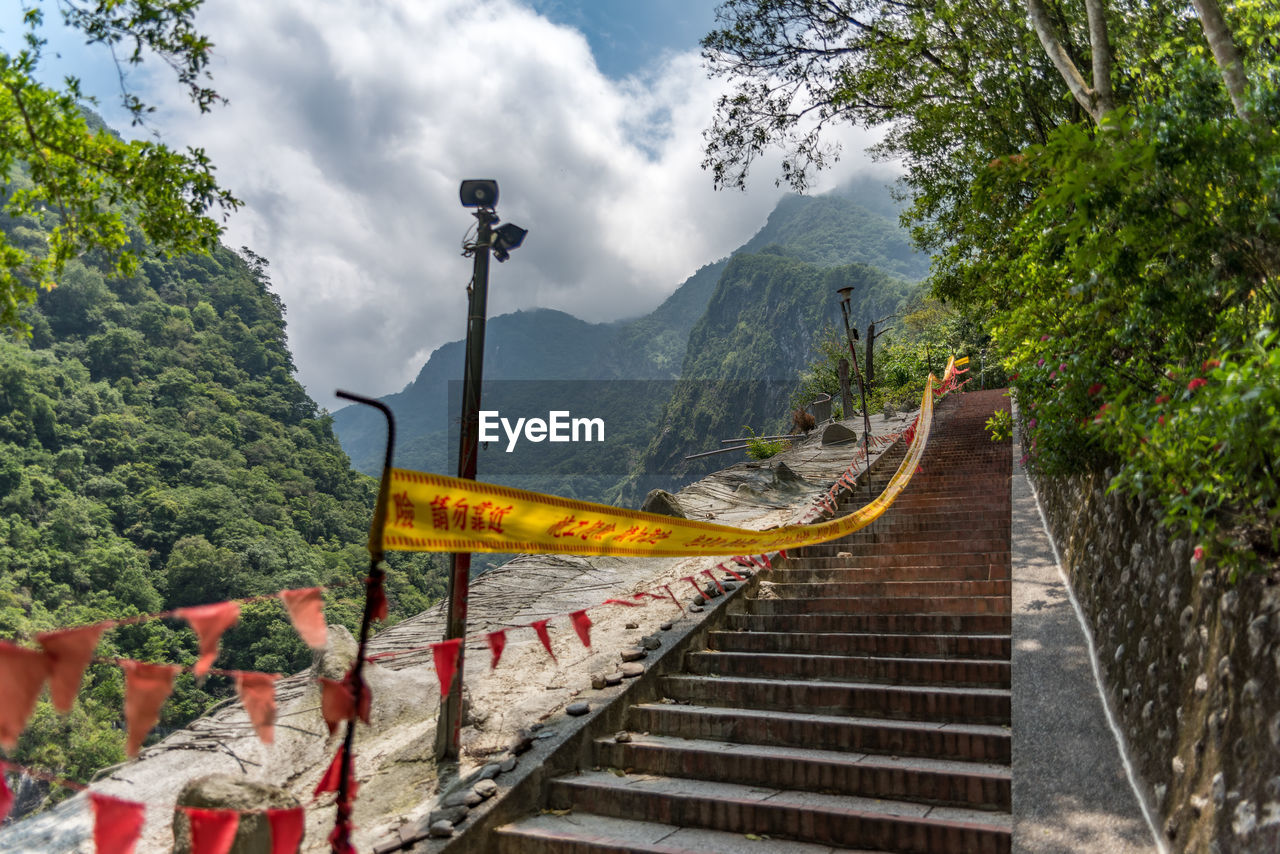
{"left": 333, "top": 183, "right": 925, "bottom": 504}
{"left": 0, "top": 217, "right": 443, "bottom": 808}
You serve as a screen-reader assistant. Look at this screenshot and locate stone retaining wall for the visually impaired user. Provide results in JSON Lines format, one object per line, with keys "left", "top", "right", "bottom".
{"left": 1033, "top": 468, "right": 1280, "bottom": 853}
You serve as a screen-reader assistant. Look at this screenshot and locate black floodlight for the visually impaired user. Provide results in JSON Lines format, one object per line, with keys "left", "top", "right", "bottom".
{"left": 492, "top": 222, "right": 528, "bottom": 262}
{"left": 460, "top": 179, "right": 499, "bottom": 208}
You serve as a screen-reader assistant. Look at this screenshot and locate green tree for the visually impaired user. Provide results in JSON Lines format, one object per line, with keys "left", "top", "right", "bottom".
{"left": 1, "top": 0, "right": 239, "bottom": 333}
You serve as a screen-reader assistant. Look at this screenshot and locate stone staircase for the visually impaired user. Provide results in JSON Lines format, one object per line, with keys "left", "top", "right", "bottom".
{"left": 494, "top": 389, "right": 1013, "bottom": 853}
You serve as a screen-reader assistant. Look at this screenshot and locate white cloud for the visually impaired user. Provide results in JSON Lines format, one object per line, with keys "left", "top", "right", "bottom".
{"left": 142, "top": 0, "right": 877, "bottom": 401}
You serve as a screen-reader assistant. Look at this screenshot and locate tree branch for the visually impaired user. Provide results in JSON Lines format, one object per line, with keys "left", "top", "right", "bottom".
{"left": 1190, "top": 0, "right": 1254, "bottom": 123}
{"left": 1024, "top": 0, "right": 1103, "bottom": 122}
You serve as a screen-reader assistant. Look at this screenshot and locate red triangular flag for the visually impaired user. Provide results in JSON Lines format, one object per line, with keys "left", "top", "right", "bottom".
{"left": 680, "top": 575, "right": 702, "bottom": 598}
{"left": 700, "top": 569, "right": 726, "bottom": 594}
{"left": 531, "top": 620, "right": 556, "bottom": 662}
{"left": 367, "top": 575, "right": 388, "bottom": 623}
{"left": 91, "top": 792, "right": 146, "bottom": 854}
{"left": 37, "top": 622, "right": 108, "bottom": 714}
{"left": 0, "top": 642, "right": 48, "bottom": 749}
{"left": 486, "top": 630, "right": 507, "bottom": 670}
{"left": 121, "top": 659, "right": 180, "bottom": 757}
{"left": 760, "top": 553, "right": 773, "bottom": 568}
{"left": 176, "top": 601, "right": 241, "bottom": 677}
{"left": 313, "top": 747, "right": 358, "bottom": 800}
{"left": 602, "top": 598, "right": 640, "bottom": 607}
{"left": 329, "top": 822, "right": 357, "bottom": 854}
{"left": 719, "top": 563, "right": 747, "bottom": 583}
{"left": 267, "top": 807, "right": 306, "bottom": 854}
{"left": 318, "top": 678, "right": 350, "bottom": 737}
{"left": 779, "top": 549, "right": 789, "bottom": 560}
{"left": 569, "top": 610, "right": 592, "bottom": 648}
{"left": 234, "top": 671, "right": 278, "bottom": 745}
{"left": 0, "top": 762, "right": 13, "bottom": 823}
{"left": 432, "top": 639, "right": 462, "bottom": 698}
{"left": 279, "top": 587, "right": 327, "bottom": 649}
{"left": 318, "top": 673, "right": 370, "bottom": 736}
{"left": 184, "top": 806, "right": 239, "bottom": 854}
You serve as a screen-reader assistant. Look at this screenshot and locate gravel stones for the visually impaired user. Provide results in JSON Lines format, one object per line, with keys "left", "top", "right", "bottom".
{"left": 428, "top": 820, "right": 454, "bottom": 838}
{"left": 566, "top": 702, "right": 590, "bottom": 716}
{"left": 640, "top": 635, "right": 661, "bottom": 650}
{"left": 620, "top": 647, "right": 647, "bottom": 662}
{"left": 621, "top": 662, "right": 644, "bottom": 678}
{"left": 473, "top": 779, "right": 498, "bottom": 800}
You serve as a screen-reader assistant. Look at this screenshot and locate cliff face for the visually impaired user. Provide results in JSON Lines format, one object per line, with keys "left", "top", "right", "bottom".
{"left": 625, "top": 252, "right": 913, "bottom": 497}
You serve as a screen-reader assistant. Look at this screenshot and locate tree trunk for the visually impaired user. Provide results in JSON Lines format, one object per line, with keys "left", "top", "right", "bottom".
{"left": 1025, "top": 0, "right": 1106, "bottom": 122}
{"left": 1083, "top": 0, "right": 1114, "bottom": 116}
{"left": 864, "top": 321, "right": 877, "bottom": 394}
{"left": 838, "top": 358, "right": 855, "bottom": 422}
{"left": 1191, "top": 0, "right": 1253, "bottom": 122}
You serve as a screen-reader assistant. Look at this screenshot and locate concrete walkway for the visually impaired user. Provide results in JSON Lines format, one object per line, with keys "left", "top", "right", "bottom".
{"left": 1010, "top": 414, "right": 1162, "bottom": 853}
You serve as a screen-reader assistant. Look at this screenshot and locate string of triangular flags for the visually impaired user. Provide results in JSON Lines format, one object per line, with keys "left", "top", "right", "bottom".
{"left": 0, "top": 759, "right": 305, "bottom": 854}
{"left": 0, "top": 369, "right": 965, "bottom": 850}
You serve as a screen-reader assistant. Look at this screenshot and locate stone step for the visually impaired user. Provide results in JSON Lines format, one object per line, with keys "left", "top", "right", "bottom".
{"left": 726, "top": 612, "right": 1012, "bottom": 636}
{"left": 746, "top": 595, "right": 1012, "bottom": 617}
{"left": 785, "top": 551, "right": 1009, "bottom": 568}
{"left": 495, "top": 812, "right": 881, "bottom": 854}
{"left": 593, "top": 734, "right": 1011, "bottom": 810}
{"left": 661, "top": 675, "right": 1011, "bottom": 725}
{"left": 809, "top": 540, "right": 1011, "bottom": 557}
{"left": 708, "top": 630, "right": 1011, "bottom": 661}
{"left": 545, "top": 772, "right": 1011, "bottom": 854}
{"left": 685, "top": 651, "right": 1010, "bottom": 688}
{"left": 762, "top": 579, "right": 1012, "bottom": 600}
{"left": 771, "top": 564, "right": 1008, "bottom": 583}
{"left": 627, "top": 703, "right": 1012, "bottom": 764}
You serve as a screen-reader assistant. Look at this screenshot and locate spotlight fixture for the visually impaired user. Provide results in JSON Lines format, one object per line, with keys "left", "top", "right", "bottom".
{"left": 459, "top": 179, "right": 499, "bottom": 208}
{"left": 492, "top": 222, "right": 528, "bottom": 262}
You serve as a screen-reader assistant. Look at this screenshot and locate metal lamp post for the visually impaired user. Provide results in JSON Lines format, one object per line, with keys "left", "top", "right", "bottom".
{"left": 436, "top": 180, "right": 526, "bottom": 762}
{"left": 834, "top": 289, "right": 875, "bottom": 496}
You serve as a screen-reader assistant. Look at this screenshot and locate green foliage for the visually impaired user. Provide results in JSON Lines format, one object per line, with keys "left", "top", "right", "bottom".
{"left": 985, "top": 409, "right": 1013, "bottom": 443}
{"left": 740, "top": 426, "right": 789, "bottom": 460}
{"left": 0, "top": 210, "right": 446, "bottom": 803}
{"left": 945, "top": 32, "right": 1280, "bottom": 572}
{"left": 0, "top": 1, "right": 239, "bottom": 334}
{"left": 1096, "top": 330, "right": 1280, "bottom": 575}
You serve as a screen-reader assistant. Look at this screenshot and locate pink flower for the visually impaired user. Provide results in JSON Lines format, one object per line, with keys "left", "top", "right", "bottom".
{"left": 1028, "top": 418, "right": 1037, "bottom": 429}
{"left": 1202, "top": 358, "right": 1221, "bottom": 371}
{"left": 1167, "top": 369, "right": 1179, "bottom": 379}
{"left": 1187, "top": 378, "right": 1207, "bottom": 392}
{"left": 1049, "top": 371, "right": 1057, "bottom": 380}
{"left": 1158, "top": 415, "right": 1165, "bottom": 426}
{"left": 1059, "top": 363, "right": 1068, "bottom": 372}
{"left": 1155, "top": 394, "right": 1170, "bottom": 404}
{"left": 1040, "top": 334, "right": 1050, "bottom": 341}
{"left": 1192, "top": 545, "right": 1204, "bottom": 563}
{"left": 1087, "top": 383, "right": 1104, "bottom": 395}
{"left": 1036, "top": 358, "right": 1045, "bottom": 367}
{"left": 1009, "top": 372, "right": 1019, "bottom": 380}
{"left": 1093, "top": 403, "right": 1110, "bottom": 424}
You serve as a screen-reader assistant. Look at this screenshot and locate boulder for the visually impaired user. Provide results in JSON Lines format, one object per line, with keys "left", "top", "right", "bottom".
{"left": 173, "top": 775, "right": 301, "bottom": 854}
{"left": 641, "top": 489, "right": 687, "bottom": 518}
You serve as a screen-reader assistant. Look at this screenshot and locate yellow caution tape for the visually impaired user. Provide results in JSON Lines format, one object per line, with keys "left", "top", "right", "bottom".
{"left": 379, "top": 359, "right": 954, "bottom": 557}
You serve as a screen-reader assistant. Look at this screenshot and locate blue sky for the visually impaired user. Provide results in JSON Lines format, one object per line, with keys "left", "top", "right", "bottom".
{"left": 528, "top": 1, "right": 719, "bottom": 80}
{"left": 3, "top": 2, "right": 875, "bottom": 400}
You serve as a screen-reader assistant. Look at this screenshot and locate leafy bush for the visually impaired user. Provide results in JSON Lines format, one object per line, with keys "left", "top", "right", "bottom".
{"left": 741, "top": 426, "right": 789, "bottom": 460}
